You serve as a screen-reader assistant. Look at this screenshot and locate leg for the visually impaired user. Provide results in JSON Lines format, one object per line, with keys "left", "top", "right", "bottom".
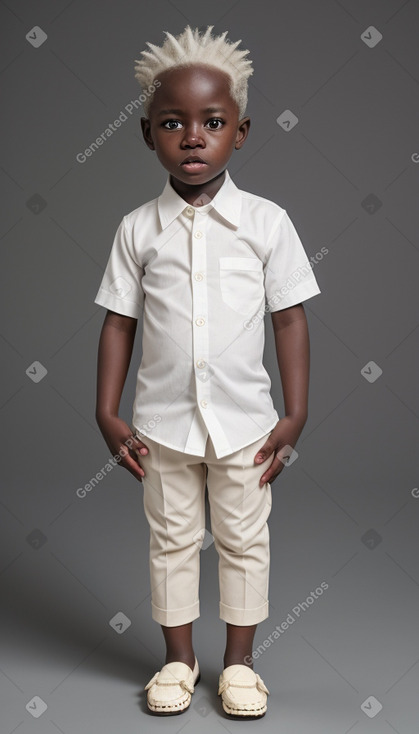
{"left": 140, "top": 436, "right": 207, "bottom": 628}
{"left": 224, "top": 623, "right": 257, "bottom": 669}
{"left": 206, "top": 432, "right": 274, "bottom": 629}
{"left": 161, "top": 621, "right": 196, "bottom": 671}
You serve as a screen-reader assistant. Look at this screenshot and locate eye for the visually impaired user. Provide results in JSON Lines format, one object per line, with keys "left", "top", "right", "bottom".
{"left": 206, "top": 118, "right": 224, "bottom": 130}
{"left": 162, "top": 120, "right": 183, "bottom": 130}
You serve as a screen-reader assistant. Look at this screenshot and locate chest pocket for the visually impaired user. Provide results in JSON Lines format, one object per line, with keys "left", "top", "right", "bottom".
{"left": 219, "top": 257, "right": 264, "bottom": 315}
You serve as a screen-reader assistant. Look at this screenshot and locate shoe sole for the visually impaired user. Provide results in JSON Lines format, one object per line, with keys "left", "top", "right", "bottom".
{"left": 221, "top": 699, "right": 267, "bottom": 719}
{"left": 147, "top": 672, "right": 201, "bottom": 715}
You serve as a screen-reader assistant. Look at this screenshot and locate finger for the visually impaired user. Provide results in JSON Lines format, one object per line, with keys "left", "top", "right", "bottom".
{"left": 132, "top": 435, "right": 149, "bottom": 455}
{"left": 254, "top": 441, "right": 274, "bottom": 464}
{"left": 135, "top": 444, "right": 149, "bottom": 456}
{"left": 123, "top": 453, "right": 146, "bottom": 479}
{"left": 125, "top": 434, "right": 149, "bottom": 456}
{"left": 123, "top": 436, "right": 149, "bottom": 465}
{"left": 259, "top": 455, "right": 283, "bottom": 487}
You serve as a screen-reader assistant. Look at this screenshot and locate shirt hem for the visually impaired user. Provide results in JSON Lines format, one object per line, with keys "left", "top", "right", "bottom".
{"left": 133, "top": 430, "right": 206, "bottom": 457}
{"left": 133, "top": 418, "right": 279, "bottom": 458}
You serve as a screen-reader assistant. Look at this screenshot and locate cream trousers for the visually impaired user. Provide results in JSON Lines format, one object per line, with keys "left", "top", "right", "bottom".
{"left": 138, "top": 430, "right": 274, "bottom": 627}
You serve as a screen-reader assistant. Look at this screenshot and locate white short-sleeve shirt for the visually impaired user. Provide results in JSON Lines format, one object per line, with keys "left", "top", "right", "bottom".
{"left": 94, "top": 169, "right": 321, "bottom": 458}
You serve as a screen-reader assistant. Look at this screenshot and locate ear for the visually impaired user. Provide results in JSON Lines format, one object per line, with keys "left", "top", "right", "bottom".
{"left": 141, "top": 117, "right": 155, "bottom": 150}
{"left": 235, "top": 116, "right": 250, "bottom": 150}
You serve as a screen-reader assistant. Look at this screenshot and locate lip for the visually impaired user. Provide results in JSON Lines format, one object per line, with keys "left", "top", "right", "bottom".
{"left": 181, "top": 161, "right": 208, "bottom": 172}
{"left": 181, "top": 156, "right": 207, "bottom": 165}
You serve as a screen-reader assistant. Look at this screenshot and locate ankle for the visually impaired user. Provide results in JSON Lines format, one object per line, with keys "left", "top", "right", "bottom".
{"left": 165, "top": 652, "right": 196, "bottom": 671}
{"left": 223, "top": 655, "right": 253, "bottom": 670}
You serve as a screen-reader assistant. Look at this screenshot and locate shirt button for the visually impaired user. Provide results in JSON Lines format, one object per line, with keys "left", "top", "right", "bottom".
{"left": 200, "top": 399, "right": 208, "bottom": 408}
{"left": 194, "top": 272, "right": 204, "bottom": 281}
{"left": 194, "top": 230, "right": 203, "bottom": 238}
{"left": 195, "top": 317, "right": 205, "bottom": 327}
{"left": 185, "top": 207, "right": 194, "bottom": 217}
{"left": 196, "top": 359, "right": 206, "bottom": 368}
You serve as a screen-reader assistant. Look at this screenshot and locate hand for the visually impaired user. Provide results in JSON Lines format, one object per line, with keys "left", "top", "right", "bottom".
{"left": 254, "top": 416, "right": 306, "bottom": 487}
{"left": 96, "top": 415, "right": 149, "bottom": 482}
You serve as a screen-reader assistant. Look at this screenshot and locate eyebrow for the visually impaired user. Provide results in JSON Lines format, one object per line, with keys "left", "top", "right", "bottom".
{"left": 157, "top": 107, "right": 228, "bottom": 116}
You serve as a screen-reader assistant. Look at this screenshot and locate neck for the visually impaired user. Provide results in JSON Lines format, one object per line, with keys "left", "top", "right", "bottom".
{"left": 169, "top": 170, "right": 226, "bottom": 205}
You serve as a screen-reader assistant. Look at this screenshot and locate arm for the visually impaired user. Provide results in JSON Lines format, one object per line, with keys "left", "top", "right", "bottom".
{"left": 271, "top": 303, "right": 309, "bottom": 423}
{"left": 254, "top": 303, "right": 311, "bottom": 486}
{"left": 96, "top": 310, "right": 149, "bottom": 481}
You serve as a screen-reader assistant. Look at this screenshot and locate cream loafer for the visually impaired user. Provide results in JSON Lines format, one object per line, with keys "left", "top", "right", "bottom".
{"left": 218, "top": 664, "right": 269, "bottom": 718}
{"left": 145, "top": 656, "right": 200, "bottom": 715}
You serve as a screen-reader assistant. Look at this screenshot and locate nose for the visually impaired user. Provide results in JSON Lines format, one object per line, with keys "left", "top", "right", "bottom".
{"left": 180, "top": 123, "right": 205, "bottom": 149}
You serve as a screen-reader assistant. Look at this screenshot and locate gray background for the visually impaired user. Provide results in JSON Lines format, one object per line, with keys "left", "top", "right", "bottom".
{"left": 1, "top": 0, "right": 418, "bottom": 732}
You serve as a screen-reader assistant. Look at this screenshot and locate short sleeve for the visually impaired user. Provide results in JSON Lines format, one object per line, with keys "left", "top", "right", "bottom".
{"left": 94, "top": 217, "right": 144, "bottom": 318}
{"left": 264, "top": 210, "right": 321, "bottom": 311}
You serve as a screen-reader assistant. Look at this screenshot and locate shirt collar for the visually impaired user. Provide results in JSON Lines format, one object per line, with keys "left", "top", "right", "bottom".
{"left": 157, "top": 169, "right": 242, "bottom": 230}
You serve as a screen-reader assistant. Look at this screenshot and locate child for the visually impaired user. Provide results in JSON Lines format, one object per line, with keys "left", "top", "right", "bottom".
{"left": 94, "top": 25, "right": 321, "bottom": 719}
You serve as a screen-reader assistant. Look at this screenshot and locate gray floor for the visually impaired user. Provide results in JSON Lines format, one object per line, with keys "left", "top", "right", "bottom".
{"left": 2, "top": 480, "right": 418, "bottom": 733}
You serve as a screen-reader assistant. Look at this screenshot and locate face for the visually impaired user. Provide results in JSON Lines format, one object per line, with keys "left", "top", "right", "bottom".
{"left": 141, "top": 65, "right": 250, "bottom": 199}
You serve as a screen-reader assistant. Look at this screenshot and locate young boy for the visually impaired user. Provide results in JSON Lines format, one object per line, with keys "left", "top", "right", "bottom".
{"left": 94, "top": 25, "right": 321, "bottom": 719}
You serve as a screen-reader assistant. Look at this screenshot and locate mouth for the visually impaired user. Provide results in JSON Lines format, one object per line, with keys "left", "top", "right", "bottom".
{"left": 180, "top": 156, "right": 207, "bottom": 171}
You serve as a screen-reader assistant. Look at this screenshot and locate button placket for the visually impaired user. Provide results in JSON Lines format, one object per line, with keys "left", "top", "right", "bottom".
{"left": 191, "top": 211, "right": 210, "bottom": 410}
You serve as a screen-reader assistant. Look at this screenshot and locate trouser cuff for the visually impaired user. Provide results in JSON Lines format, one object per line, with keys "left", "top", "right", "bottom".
{"left": 219, "top": 600, "right": 269, "bottom": 625}
{"left": 151, "top": 600, "right": 200, "bottom": 627}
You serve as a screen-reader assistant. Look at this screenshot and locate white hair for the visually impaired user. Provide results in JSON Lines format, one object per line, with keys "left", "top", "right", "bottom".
{"left": 134, "top": 25, "right": 253, "bottom": 118}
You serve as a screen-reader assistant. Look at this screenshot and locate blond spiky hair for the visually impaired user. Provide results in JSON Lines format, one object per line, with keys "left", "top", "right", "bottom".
{"left": 134, "top": 25, "right": 253, "bottom": 118}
